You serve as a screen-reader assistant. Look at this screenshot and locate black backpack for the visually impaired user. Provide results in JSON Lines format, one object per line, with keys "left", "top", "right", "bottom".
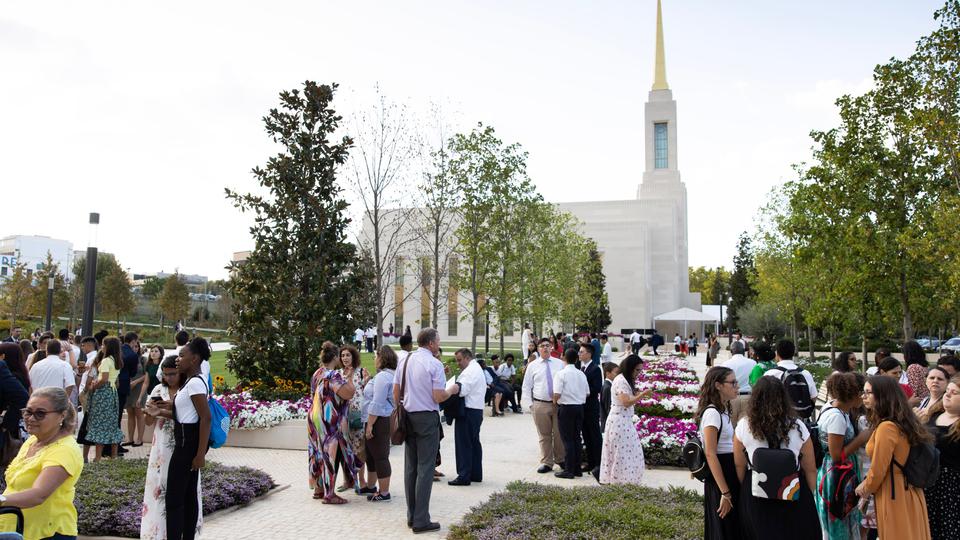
{"left": 683, "top": 405, "right": 722, "bottom": 482}
{"left": 890, "top": 441, "right": 940, "bottom": 499}
{"left": 774, "top": 366, "right": 815, "bottom": 419}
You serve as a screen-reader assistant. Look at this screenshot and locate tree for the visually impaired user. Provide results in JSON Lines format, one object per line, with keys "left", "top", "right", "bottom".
{"left": 100, "top": 265, "right": 135, "bottom": 333}
{"left": 689, "top": 266, "right": 731, "bottom": 307}
{"left": 225, "top": 81, "right": 360, "bottom": 384}
{"left": 349, "top": 89, "right": 417, "bottom": 347}
{"left": 25, "top": 252, "right": 70, "bottom": 326}
{"left": 414, "top": 109, "right": 461, "bottom": 330}
{"left": 576, "top": 244, "right": 612, "bottom": 332}
{"left": 71, "top": 252, "right": 124, "bottom": 321}
{"left": 0, "top": 262, "right": 32, "bottom": 325}
{"left": 726, "top": 233, "right": 757, "bottom": 330}
{"left": 737, "top": 302, "right": 788, "bottom": 342}
{"left": 157, "top": 273, "right": 189, "bottom": 330}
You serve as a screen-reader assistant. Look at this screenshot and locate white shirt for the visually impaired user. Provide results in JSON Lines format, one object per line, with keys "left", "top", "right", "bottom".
{"left": 553, "top": 364, "right": 588, "bottom": 405}
{"left": 521, "top": 329, "right": 532, "bottom": 353}
{"left": 629, "top": 332, "right": 641, "bottom": 344}
{"left": 482, "top": 368, "right": 493, "bottom": 386}
{"left": 674, "top": 335, "right": 682, "bottom": 345}
{"left": 601, "top": 343, "right": 613, "bottom": 362}
{"left": 200, "top": 360, "right": 211, "bottom": 392}
{"left": 735, "top": 417, "right": 810, "bottom": 464}
{"left": 521, "top": 356, "right": 564, "bottom": 406}
{"left": 721, "top": 354, "right": 756, "bottom": 394}
{"left": 29, "top": 357, "right": 75, "bottom": 391}
{"left": 456, "top": 360, "right": 487, "bottom": 410}
{"left": 763, "top": 360, "right": 818, "bottom": 399}
{"left": 175, "top": 376, "right": 208, "bottom": 423}
{"left": 495, "top": 364, "right": 515, "bottom": 380}
{"left": 866, "top": 366, "right": 878, "bottom": 376}
{"left": 364, "top": 328, "right": 375, "bottom": 339}
{"left": 78, "top": 350, "right": 97, "bottom": 393}
{"left": 818, "top": 404, "right": 850, "bottom": 438}
{"left": 354, "top": 328, "right": 364, "bottom": 342}
{"left": 700, "top": 407, "right": 734, "bottom": 454}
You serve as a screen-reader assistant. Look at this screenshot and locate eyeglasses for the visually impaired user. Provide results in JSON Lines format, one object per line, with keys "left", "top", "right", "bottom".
{"left": 21, "top": 408, "right": 63, "bottom": 421}
{"left": 724, "top": 380, "right": 738, "bottom": 386}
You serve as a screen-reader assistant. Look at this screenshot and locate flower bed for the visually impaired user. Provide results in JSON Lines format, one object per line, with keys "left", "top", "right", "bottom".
{"left": 218, "top": 391, "right": 310, "bottom": 430}
{"left": 76, "top": 458, "right": 275, "bottom": 538}
{"left": 635, "top": 354, "right": 702, "bottom": 466}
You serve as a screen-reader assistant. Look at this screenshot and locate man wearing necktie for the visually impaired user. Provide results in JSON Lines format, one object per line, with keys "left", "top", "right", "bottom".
{"left": 521, "top": 338, "right": 566, "bottom": 474}
{"left": 578, "top": 342, "right": 604, "bottom": 478}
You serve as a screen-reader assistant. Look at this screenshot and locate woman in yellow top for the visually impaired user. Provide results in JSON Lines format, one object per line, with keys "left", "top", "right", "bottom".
{"left": 855, "top": 375, "right": 933, "bottom": 540}
{"left": 85, "top": 337, "right": 124, "bottom": 460}
{"left": 0, "top": 386, "right": 83, "bottom": 540}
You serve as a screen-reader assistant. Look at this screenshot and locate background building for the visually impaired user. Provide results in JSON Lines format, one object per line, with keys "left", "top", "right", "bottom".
{"left": 0, "top": 235, "right": 76, "bottom": 282}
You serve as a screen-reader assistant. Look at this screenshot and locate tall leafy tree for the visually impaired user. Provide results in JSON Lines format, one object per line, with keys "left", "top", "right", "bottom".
{"left": 100, "top": 265, "right": 135, "bottom": 333}
{"left": 225, "top": 81, "right": 359, "bottom": 384}
{"left": 157, "top": 273, "right": 189, "bottom": 330}
{"left": 576, "top": 243, "right": 612, "bottom": 332}
{"left": 26, "top": 252, "right": 70, "bottom": 324}
{"left": 0, "top": 262, "right": 32, "bottom": 325}
{"left": 726, "top": 233, "right": 756, "bottom": 330}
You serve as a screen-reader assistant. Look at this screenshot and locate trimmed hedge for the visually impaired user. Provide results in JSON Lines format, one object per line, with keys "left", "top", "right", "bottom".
{"left": 448, "top": 481, "right": 703, "bottom": 540}
{"left": 76, "top": 458, "right": 274, "bottom": 538}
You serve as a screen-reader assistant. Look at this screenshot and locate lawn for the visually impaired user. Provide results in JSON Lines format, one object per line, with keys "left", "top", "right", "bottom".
{"left": 448, "top": 481, "right": 703, "bottom": 540}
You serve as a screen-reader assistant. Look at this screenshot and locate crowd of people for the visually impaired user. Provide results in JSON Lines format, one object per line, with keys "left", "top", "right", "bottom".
{"left": 0, "top": 325, "right": 212, "bottom": 540}
{"left": 697, "top": 337, "right": 960, "bottom": 540}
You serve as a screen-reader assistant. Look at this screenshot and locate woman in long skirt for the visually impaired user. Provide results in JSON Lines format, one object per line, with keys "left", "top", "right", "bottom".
{"left": 86, "top": 337, "right": 125, "bottom": 460}
{"left": 307, "top": 341, "right": 359, "bottom": 504}
{"left": 141, "top": 356, "right": 203, "bottom": 540}
{"left": 696, "top": 366, "right": 742, "bottom": 539}
{"left": 598, "top": 355, "right": 650, "bottom": 485}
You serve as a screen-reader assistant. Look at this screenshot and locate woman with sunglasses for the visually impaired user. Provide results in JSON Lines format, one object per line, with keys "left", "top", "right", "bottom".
{"left": 0, "top": 386, "right": 83, "bottom": 540}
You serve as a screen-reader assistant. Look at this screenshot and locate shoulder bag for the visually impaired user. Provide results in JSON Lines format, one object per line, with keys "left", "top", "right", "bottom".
{"left": 390, "top": 355, "right": 412, "bottom": 445}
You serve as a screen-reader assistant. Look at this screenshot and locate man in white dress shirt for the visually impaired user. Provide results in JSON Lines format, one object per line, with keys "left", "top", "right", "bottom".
{"left": 29, "top": 340, "right": 75, "bottom": 397}
{"left": 600, "top": 334, "right": 614, "bottom": 363}
{"left": 721, "top": 340, "right": 755, "bottom": 424}
{"left": 521, "top": 338, "right": 566, "bottom": 474}
{"left": 553, "top": 347, "right": 588, "bottom": 479}
{"left": 763, "top": 339, "right": 818, "bottom": 419}
{"left": 446, "top": 348, "right": 486, "bottom": 486}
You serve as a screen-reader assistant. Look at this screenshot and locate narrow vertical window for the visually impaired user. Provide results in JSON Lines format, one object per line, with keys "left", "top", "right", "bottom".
{"left": 420, "top": 257, "right": 431, "bottom": 327}
{"left": 654, "top": 122, "right": 668, "bottom": 169}
{"left": 447, "top": 256, "right": 458, "bottom": 336}
{"left": 394, "top": 257, "right": 404, "bottom": 333}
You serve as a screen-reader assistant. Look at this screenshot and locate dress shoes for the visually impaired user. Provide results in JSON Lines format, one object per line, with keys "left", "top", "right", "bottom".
{"left": 554, "top": 471, "right": 576, "bottom": 479}
{"left": 447, "top": 478, "right": 471, "bottom": 486}
{"left": 536, "top": 465, "right": 553, "bottom": 474}
{"left": 412, "top": 522, "right": 441, "bottom": 534}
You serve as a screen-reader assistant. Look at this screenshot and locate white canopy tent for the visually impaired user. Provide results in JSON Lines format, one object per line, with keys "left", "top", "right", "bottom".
{"left": 653, "top": 307, "right": 720, "bottom": 341}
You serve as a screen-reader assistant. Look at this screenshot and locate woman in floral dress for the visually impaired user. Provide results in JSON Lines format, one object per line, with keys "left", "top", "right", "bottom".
{"left": 141, "top": 356, "right": 202, "bottom": 540}
{"left": 86, "top": 336, "right": 125, "bottom": 460}
{"left": 307, "top": 341, "right": 359, "bottom": 504}
{"left": 337, "top": 345, "right": 369, "bottom": 493}
{"left": 599, "top": 355, "right": 652, "bottom": 484}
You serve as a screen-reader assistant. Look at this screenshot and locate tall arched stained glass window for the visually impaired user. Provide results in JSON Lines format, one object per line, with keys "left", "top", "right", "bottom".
{"left": 654, "top": 122, "right": 668, "bottom": 169}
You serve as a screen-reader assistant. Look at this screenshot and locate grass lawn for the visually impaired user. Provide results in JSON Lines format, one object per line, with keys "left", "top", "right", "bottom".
{"left": 448, "top": 481, "right": 703, "bottom": 540}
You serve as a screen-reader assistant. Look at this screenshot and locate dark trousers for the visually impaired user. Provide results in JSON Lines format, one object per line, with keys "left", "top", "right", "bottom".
{"left": 404, "top": 411, "right": 440, "bottom": 528}
{"left": 582, "top": 401, "right": 602, "bottom": 469}
{"left": 557, "top": 404, "right": 583, "bottom": 475}
{"left": 166, "top": 422, "right": 200, "bottom": 540}
{"left": 116, "top": 392, "right": 128, "bottom": 427}
{"left": 365, "top": 337, "right": 374, "bottom": 353}
{"left": 631, "top": 342, "right": 640, "bottom": 355}
{"left": 454, "top": 408, "right": 483, "bottom": 482}
{"left": 365, "top": 418, "right": 392, "bottom": 478}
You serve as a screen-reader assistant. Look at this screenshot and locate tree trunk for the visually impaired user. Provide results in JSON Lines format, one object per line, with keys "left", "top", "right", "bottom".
{"left": 807, "top": 324, "right": 814, "bottom": 360}
{"left": 898, "top": 269, "right": 913, "bottom": 339}
{"left": 861, "top": 334, "right": 868, "bottom": 372}
{"left": 829, "top": 327, "right": 835, "bottom": 362}
{"left": 499, "top": 326, "right": 504, "bottom": 357}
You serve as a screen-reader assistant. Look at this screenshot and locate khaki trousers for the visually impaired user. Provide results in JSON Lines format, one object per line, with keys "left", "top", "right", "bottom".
{"left": 531, "top": 400, "right": 564, "bottom": 467}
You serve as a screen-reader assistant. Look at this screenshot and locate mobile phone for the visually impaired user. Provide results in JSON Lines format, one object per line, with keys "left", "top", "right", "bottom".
{"left": 150, "top": 396, "right": 163, "bottom": 402}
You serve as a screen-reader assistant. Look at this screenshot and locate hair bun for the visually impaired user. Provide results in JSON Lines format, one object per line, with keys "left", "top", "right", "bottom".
{"left": 190, "top": 337, "right": 211, "bottom": 361}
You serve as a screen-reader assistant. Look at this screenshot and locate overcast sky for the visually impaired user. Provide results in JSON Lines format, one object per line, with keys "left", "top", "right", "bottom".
{"left": 1, "top": 0, "right": 943, "bottom": 280}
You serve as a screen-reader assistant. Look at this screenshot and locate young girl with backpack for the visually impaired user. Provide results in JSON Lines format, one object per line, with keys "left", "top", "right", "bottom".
{"left": 815, "top": 372, "right": 871, "bottom": 539}
{"left": 733, "top": 377, "right": 821, "bottom": 539}
{"left": 855, "top": 376, "right": 933, "bottom": 540}
{"left": 696, "top": 366, "right": 742, "bottom": 539}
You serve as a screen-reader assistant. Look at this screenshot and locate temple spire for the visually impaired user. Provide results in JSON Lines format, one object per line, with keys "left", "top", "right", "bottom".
{"left": 652, "top": 0, "right": 669, "bottom": 91}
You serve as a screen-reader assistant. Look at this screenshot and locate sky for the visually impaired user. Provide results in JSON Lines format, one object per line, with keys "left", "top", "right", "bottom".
{"left": 0, "top": 0, "right": 945, "bottom": 280}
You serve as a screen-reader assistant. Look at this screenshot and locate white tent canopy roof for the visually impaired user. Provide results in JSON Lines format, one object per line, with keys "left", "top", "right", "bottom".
{"left": 653, "top": 307, "right": 719, "bottom": 322}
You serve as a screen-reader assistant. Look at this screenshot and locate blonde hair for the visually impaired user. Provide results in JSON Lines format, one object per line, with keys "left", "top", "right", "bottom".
{"left": 31, "top": 386, "right": 77, "bottom": 434}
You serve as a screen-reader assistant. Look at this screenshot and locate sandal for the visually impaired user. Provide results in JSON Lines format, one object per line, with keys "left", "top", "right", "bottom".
{"left": 322, "top": 495, "right": 348, "bottom": 505}
{"left": 312, "top": 491, "right": 323, "bottom": 499}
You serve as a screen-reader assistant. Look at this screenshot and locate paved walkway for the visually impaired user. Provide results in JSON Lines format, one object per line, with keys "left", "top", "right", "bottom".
{"left": 122, "top": 351, "right": 708, "bottom": 539}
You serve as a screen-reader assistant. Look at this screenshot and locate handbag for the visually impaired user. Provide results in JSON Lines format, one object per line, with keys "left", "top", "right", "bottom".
{"left": 818, "top": 451, "right": 860, "bottom": 519}
{"left": 389, "top": 355, "right": 411, "bottom": 446}
{"left": 348, "top": 409, "right": 363, "bottom": 431}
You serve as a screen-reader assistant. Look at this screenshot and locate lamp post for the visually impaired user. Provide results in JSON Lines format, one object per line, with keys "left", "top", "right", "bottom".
{"left": 44, "top": 277, "right": 55, "bottom": 331}
{"left": 81, "top": 213, "right": 99, "bottom": 338}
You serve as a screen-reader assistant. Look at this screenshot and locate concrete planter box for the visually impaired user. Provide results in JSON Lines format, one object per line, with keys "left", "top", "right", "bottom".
{"left": 225, "top": 419, "right": 306, "bottom": 451}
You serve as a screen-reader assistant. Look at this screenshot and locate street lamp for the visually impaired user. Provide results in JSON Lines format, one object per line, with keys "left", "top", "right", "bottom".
{"left": 81, "top": 213, "right": 99, "bottom": 337}
{"left": 44, "top": 277, "right": 54, "bottom": 331}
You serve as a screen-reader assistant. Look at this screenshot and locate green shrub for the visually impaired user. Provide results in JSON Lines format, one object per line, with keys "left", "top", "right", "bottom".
{"left": 75, "top": 458, "right": 274, "bottom": 538}
{"left": 448, "top": 481, "right": 703, "bottom": 540}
